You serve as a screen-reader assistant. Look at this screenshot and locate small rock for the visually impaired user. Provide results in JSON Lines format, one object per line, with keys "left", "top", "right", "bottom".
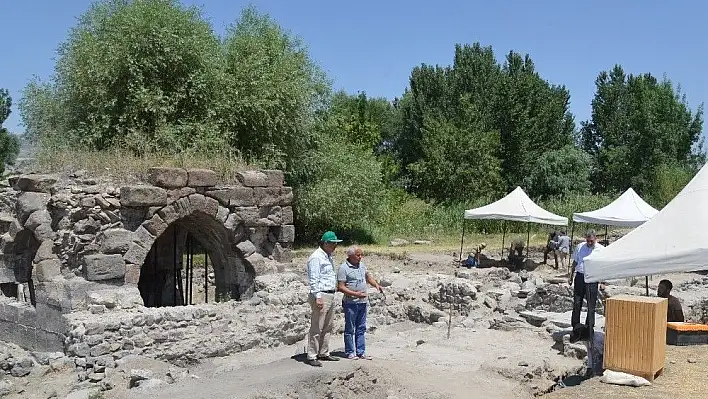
{"left": 389, "top": 239, "right": 409, "bottom": 247}
{"left": 88, "top": 372, "right": 105, "bottom": 382}
{"left": 688, "top": 358, "right": 697, "bottom": 364}
{"left": 483, "top": 296, "right": 497, "bottom": 309}
{"left": 392, "top": 267, "right": 401, "bottom": 274}
{"left": 416, "top": 340, "right": 425, "bottom": 346}
{"left": 518, "top": 361, "right": 529, "bottom": 367}
{"left": 379, "top": 278, "right": 393, "bottom": 287}
{"left": 413, "top": 240, "right": 432, "bottom": 245}
{"left": 670, "top": 360, "right": 677, "bottom": 364}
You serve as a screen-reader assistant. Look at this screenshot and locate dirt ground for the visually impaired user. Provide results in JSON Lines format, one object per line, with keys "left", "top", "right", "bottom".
{"left": 547, "top": 345, "right": 708, "bottom": 399}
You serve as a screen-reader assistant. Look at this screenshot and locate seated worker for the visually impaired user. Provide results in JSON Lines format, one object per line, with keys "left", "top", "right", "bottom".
{"left": 462, "top": 243, "right": 486, "bottom": 268}
{"left": 570, "top": 323, "right": 605, "bottom": 378}
{"left": 657, "top": 279, "right": 685, "bottom": 322}
{"left": 508, "top": 237, "right": 525, "bottom": 259}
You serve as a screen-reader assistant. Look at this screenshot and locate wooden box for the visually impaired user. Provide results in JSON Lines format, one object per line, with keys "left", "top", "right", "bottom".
{"left": 604, "top": 295, "right": 668, "bottom": 381}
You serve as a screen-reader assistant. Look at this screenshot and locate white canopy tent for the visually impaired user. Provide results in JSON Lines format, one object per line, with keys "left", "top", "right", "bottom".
{"left": 584, "top": 163, "right": 708, "bottom": 283}
{"left": 460, "top": 187, "right": 568, "bottom": 261}
{"left": 464, "top": 186, "right": 568, "bottom": 225}
{"left": 572, "top": 187, "right": 658, "bottom": 227}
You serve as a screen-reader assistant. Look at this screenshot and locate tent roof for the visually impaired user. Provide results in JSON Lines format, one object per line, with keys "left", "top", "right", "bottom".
{"left": 584, "top": 163, "right": 708, "bottom": 283}
{"left": 463, "top": 186, "right": 568, "bottom": 225}
{"left": 572, "top": 188, "right": 659, "bottom": 227}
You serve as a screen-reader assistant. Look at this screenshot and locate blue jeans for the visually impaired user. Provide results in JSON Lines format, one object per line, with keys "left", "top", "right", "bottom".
{"left": 343, "top": 302, "right": 368, "bottom": 356}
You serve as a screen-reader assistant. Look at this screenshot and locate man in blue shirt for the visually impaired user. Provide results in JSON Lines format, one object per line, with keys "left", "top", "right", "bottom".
{"left": 337, "top": 246, "right": 383, "bottom": 360}
{"left": 570, "top": 230, "right": 604, "bottom": 330}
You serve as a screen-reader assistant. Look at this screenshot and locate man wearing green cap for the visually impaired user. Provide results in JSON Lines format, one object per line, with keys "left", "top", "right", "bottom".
{"left": 306, "top": 230, "right": 343, "bottom": 367}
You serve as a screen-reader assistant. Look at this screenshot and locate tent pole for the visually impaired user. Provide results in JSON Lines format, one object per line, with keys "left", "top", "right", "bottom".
{"left": 501, "top": 222, "right": 506, "bottom": 259}
{"left": 459, "top": 220, "right": 466, "bottom": 265}
{"left": 645, "top": 276, "right": 649, "bottom": 296}
{"left": 525, "top": 223, "right": 530, "bottom": 257}
{"left": 605, "top": 224, "right": 609, "bottom": 244}
{"left": 569, "top": 221, "right": 575, "bottom": 278}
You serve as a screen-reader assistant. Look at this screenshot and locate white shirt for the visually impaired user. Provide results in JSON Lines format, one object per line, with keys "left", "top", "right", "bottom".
{"left": 574, "top": 242, "right": 604, "bottom": 274}
{"left": 307, "top": 247, "right": 337, "bottom": 298}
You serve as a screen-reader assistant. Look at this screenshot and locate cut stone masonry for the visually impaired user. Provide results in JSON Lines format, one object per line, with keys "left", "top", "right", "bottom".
{"left": 0, "top": 167, "right": 294, "bottom": 352}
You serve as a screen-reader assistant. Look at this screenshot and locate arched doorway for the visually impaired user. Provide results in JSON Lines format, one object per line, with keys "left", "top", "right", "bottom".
{"left": 0, "top": 229, "right": 40, "bottom": 305}
{"left": 137, "top": 211, "right": 254, "bottom": 308}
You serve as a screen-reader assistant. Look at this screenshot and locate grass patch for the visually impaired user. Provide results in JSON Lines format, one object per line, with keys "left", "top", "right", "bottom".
{"left": 32, "top": 145, "right": 251, "bottom": 184}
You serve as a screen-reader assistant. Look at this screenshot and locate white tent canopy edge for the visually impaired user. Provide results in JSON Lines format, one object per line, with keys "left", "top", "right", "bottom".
{"left": 572, "top": 187, "right": 658, "bottom": 228}
{"left": 464, "top": 186, "right": 568, "bottom": 226}
{"left": 584, "top": 162, "right": 708, "bottom": 283}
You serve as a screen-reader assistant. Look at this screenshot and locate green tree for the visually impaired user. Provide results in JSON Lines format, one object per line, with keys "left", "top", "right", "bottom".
{"left": 221, "top": 5, "right": 329, "bottom": 170}
{"left": 328, "top": 90, "right": 393, "bottom": 150}
{"left": 0, "top": 89, "right": 20, "bottom": 173}
{"left": 22, "top": 0, "right": 226, "bottom": 153}
{"left": 390, "top": 43, "right": 575, "bottom": 201}
{"left": 524, "top": 145, "right": 592, "bottom": 198}
{"left": 580, "top": 65, "right": 704, "bottom": 195}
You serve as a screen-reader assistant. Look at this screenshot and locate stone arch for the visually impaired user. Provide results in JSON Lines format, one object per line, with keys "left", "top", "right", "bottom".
{"left": 124, "top": 195, "right": 258, "bottom": 307}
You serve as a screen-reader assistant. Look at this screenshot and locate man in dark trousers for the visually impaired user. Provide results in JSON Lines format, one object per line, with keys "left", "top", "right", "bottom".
{"left": 657, "top": 279, "right": 685, "bottom": 322}
{"left": 570, "top": 230, "right": 604, "bottom": 330}
{"left": 543, "top": 230, "right": 559, "bottom": 268}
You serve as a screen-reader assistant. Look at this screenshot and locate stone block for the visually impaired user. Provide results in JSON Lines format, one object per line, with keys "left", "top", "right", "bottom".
{"left": 15, "top": 174, "right": 57, "bottom": 193}
{"left": 16, "top": 192, "right": 50, "bottom": 223}
{"left": 98, "top": 228, "right": 134, "bottom": 254}
{"left": 188, "top": 193, "right": 206, "bottom": 212}
{"left": 282, "top": 206, "right": 294, "bottom": 224}
{"left": 236, "top": 170, "right": 268, "bottom": 187}
{"left": 216, "top": 206, "right": 229, "bottom": 223}
{"left": 142, "top": 214, "right": 167, "bottom": 237}
{"left": 236, "top": 240, "right": 257, "bottom": 257}
{"left": 24, "top": 210, "right": 51, "bottom": 231}
{"left": 33, "top": 240, "right": 55, "bottom": 263}
{"left": 0, "top": 214, "right": 14, "bottom": 235}
{"left": 278, "top": 225, "right": 295, "bottom": 243}
{"left": 172, "top": 197, "right": 193, "bottom": 218}
{"left": 33, "top": 223, "right": 55, "bottom": 242}
{"left": 123, "top": 243, "right": 150, "bottom": 266}
{"left": 187, "top": 169, "right": 218, "bottom": 187}
{"left": 157, "top": 206, "right": 179, "bottom": 225}
{"left": 120, "top": 186, "right": 168, "bottom": 207}
{"left": 234, "top": 207, "right": 260, "bottom": 227}
{"left": 203, "top": 196, "right": 219, "bottom": 218}
{"left": 252, "top": 187, "right": 282, "bottom": 207}
{"left": 205, "top": 187, "right": 254, "bottom": 207}
{"left": 134, "top": 226, "right": 155, "bottom": 248}
{"left": 146, "top": 167, "right": 188, "bottom": 189}
{"left": 263, "top": 170, "right": 284, "bottom": 187}
{"left": 273, "top": 243, "right": 292, "bottom": 263}
{"left": 35, "top": 259, "right": 62, "bottom": 282}
{"left": 124, "top": 263, "right": 140, "bottom": 285}
{"left": 279, "top": 187, "right": 293, "bottom": 206}
{"left": 84, "top": 254, "right": 126, "bottom": 281}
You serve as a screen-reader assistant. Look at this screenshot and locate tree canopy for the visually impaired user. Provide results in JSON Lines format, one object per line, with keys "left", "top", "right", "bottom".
{"left": 0, "top": 89, "right": 20, "bottom": 174}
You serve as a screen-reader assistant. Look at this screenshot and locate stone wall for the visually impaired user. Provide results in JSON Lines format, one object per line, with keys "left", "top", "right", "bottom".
{"left": 0, "top": 167, "right": 295, "bottom": 351}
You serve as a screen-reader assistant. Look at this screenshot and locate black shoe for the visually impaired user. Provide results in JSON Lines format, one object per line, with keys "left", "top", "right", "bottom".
{"left": 318, "top": 355, "right": 339, "bottom": 361}
{"left": 308, "top": 359, "right": 322, "bottom": 367}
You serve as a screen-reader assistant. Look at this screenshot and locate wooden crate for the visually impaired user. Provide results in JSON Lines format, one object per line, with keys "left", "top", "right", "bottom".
{"left": 604, "top": 295, "right": 668, "bottom": 381}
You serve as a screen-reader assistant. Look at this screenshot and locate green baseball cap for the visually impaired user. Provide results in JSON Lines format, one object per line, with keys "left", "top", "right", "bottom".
{"left": 321, "top": 231, "right": 343, "bottom": 243}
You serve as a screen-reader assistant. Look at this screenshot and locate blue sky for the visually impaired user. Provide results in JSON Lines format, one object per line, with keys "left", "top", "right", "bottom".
{"left": 2, "top": 0, "right": 707, "bottom": 136}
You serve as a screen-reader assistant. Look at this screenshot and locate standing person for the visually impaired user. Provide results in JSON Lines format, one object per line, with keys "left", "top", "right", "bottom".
{"left": 543, "top": 230, "right": 559, "bottom": 268}
{"left": 306, "top": 231, "right": 343, "bottom": 367}
{"left": 657, "top": 279, "right": 685, "bottom": 322}
{"left": 337, "top": 246, "right": 384, "bottom": 360}
{"left": 556, "top": 230, "right": 571, "bottom": 273}
{"left": 570, "top": 230, "right": 604, "bottom": 330}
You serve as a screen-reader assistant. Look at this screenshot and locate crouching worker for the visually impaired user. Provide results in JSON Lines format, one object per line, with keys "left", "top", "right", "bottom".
{"left": 570, "top": 323, "right": 605, "bottom": 378}
{"left": 337, "top": 246, "right": 383, "bottom": 360}
{"left": 462, "top": 243, "right": 486, "bottom": 268}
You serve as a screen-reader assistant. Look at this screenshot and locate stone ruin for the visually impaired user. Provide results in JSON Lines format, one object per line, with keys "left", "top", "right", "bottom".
{"left": 0, "top": 167, "right": 295, "bottom": 358}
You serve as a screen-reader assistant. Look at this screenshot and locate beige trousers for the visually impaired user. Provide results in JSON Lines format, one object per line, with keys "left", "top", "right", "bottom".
{"left": 307, "top": 292, "right": 336, "bottom": 360}
{"left": 556, "top": 250, "right": 569, "bottom": 272}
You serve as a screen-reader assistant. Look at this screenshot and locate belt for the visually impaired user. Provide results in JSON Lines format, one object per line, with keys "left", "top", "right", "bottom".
{"left": 321, "top": 290, "right": 335, "bottom": 294}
